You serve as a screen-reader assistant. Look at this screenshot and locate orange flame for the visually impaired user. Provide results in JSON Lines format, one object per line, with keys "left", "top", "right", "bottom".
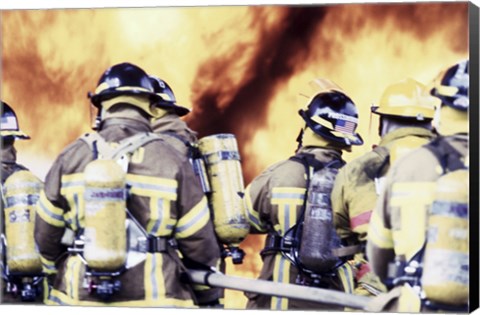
{"left": 1, "top": 3, "right": 469, "bottom": 309}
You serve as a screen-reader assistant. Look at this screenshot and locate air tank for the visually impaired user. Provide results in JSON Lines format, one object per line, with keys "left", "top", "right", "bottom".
{"left": 83, "top": 159, "right": 127, "bottom": 271}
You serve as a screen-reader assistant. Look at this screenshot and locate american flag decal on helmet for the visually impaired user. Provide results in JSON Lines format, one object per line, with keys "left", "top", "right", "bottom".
{"left": 334, "top": 119, "right": 355, "bottom": 134}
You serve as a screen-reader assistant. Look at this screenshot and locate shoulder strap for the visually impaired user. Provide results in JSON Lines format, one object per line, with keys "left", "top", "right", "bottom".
{"left": 285, "top": 152, "right": 344, "bottom": 235}
{"left": 289, "top": 153, "right": 344, "bottom": 172}
{"left": 161, "top": 132, "right": 191, "bottom": 148}
{"left": 424, "top": 137, "right": 465, "bottom": 174}
{"left": 161, "top": 132, "right": 201, "bottom": 159}
{"left": 80, "top": 132, "right": 160, "bottom": 160}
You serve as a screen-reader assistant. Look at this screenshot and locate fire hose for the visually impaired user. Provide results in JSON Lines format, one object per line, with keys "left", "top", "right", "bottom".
{"left": 186, "top": 269, "right": 393, "bottom": 311}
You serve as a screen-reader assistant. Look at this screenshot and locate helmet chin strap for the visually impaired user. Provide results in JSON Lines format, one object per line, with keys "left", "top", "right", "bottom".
{"left": 295, "top": 127, "right": 305, "bottom": 153}
{"left": 300, "top": 127, "right": 352, "bottom": 152}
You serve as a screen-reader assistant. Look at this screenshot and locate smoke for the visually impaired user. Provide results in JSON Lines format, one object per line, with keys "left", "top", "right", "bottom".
{"left": 360, "top": 3, "right": 468, "bottom": 51}
{"left": 1, "top": 9, "right": 113, "bottom": 169}
{"left": 187, "top": 3, "right": 468, "bottom": 184}
{"left": 187, "top": 6, "right": 331, "bottom": 183}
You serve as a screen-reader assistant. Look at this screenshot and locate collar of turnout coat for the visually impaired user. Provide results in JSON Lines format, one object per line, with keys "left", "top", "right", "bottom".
{"left": 151, "top": 114, "right": 198, "bottom": 143}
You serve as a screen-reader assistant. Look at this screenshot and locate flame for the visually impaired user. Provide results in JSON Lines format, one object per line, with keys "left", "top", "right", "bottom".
{"left": 1, "top": 3, "right": 469, "bottom": 309}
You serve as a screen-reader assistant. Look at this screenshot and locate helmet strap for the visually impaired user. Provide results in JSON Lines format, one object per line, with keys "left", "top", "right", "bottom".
{"left": 302, "top": 127, "right": 351, "bottom": 152}
{"left": 151, "top": 106, "right": 170, "bottom": 119}
{"left": 295, "top": 127, "right": 305, "bottom": 153}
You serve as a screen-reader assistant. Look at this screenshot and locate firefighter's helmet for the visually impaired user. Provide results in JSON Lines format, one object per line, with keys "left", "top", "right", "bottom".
{"left": 88, "top": 62, "right": 160, "bottom": 117}
{"left": 298, "top": 79, "right": 363, "bottom": 146}
{"left": 431, "top": 60, "right": 469, "bottom": 135}
{"left": 371, "top": 78, "right": 436, "bottom": 121}
{"left": 1, "top": 101, "right": 30, "bottom": 140}
{"left": 149, "top": 76, "right": 190, "bottom": 117}
{"left": 431, "top": 60, "right": 469, "bottom": 111}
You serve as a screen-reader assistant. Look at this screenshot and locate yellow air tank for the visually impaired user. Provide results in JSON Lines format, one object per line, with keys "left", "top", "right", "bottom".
{"left": 3, "top": 170, "right": 43, "bottom": 273}
{"left": 421, "top": 169, "right": 468, "bottom": 305}
{"left": 83, "top": 159, "right": 127, "bottom": 271}
{"left": 198, "top": 134, "right": 250, "bottom": 249}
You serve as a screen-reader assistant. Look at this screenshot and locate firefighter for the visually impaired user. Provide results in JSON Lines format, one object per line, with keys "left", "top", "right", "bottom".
{"left": 148, "top": 75, "right": 227, "bottom": 306}
{"left": 366, "top": 60, "right": 469, "bottom": 312}
{"left": 1, "top": 101, "right": 44, "bottom": 304}
{"left": 33, "top": 62, "right": 221, "bottom": 307}
{"left": 1, "top": 102, "right": 31, "bottom": 181}
{"left": 244, "top": 78, "right": 363, "bottom": 310}
{"left": 331, "top": 78, "right": 436, "bottom": 297}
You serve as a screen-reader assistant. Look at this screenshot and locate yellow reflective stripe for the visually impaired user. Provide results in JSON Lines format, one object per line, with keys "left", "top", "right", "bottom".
{"left": 175, "top": 197, "right": 210, "bottom": 239}
{"left": 37, "top": 191, "right": 65, "bottom": 228}
{"left": 271, "top": 254, "right": 290, "bottom": 310}
{"left": 245, "top": 185, "right": 266, "bottom": 232}
{"left": 48, "top": 289, "right": 197, "bottom": 307}
{"left": 144, "top": 253, "right": 166, "bottom": 301}
{"left": 64, "top": 192, "right": 85, "bottom": 231}
{"left": 147, "top": 197, "right": 161, "bottom": 235}
{"left": 126, "top": 174, "right": 177, "bottom": 199}
{"left": 64, "top": 256, "right": 82, "bottom": 300}
{"left": 192, "top": 284, "right": 210, "bottom": 291}
{"left": 390, "top": 182, "right": 435, "bottom": 260}
{"left": 40, "top": 256, "right": 57, "bottom": 275}
{"left": 271, "top": 187, "right": 306, "bottom": 205}
{"left": 147, "top": 197, "right": 172, "bottom": 236}
{"left": 337, "top": 263, "right": 354, "bottom": 294}
{"left": 367, "top": 211, "right": 393, "bottom": 249}
{"left": 61, "top": 173, "right": 85, "bottom": 194}
{"left": 43, "top": 277, "right": 50, "bottom": 303}
{"left": 271, "top": 187, "right": 303, "bottom": 235}
{"left": 61, "top": 173, "right": 85, "bottom": 230}
{"left": 275, "top": 203, "right": 297, "bottom": 236}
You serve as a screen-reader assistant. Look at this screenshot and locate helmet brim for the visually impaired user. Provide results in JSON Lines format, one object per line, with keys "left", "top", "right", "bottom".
{"left": 371, "top": 105, "right": 435, "bottom": 120}
{"left": 154, "top": 100, "right": 191, "bottom": 117}
{"left": 1, "top": 130, "right": 30, "bottom": 140}
{"left": 89, "top": 89, "right": 161, "bottom": 108}
{"left": 299, "top": 110, "right": 363, "bottom": 146}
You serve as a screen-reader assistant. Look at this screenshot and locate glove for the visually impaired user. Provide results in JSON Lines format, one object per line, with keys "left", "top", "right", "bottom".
{"left": 355, "top": 261, "right": 371, "bottom": 282}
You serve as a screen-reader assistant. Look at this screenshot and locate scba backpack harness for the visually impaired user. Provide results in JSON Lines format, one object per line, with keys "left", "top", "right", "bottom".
{"left": 391, "top": 137, "right": 468, "bottom": 312}
{"left": 262, "top": 153, "right": 358, "bottom": 289}
{"left": 69, "top": 132, "right": 172, "bottom": 300}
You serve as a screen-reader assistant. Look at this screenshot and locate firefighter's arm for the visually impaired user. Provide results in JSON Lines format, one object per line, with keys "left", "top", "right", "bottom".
{"left": 174, "top": 161, "right": 222, "bottom": 305}
{"left": 366, "top": 174, "right": 395, "bottom": 282}
{"left": 34, "top": 160, "right": 68, "bottom": 278}
{"left": 331, "top": 167, "right": 351, "bottom": 241}
{"left": 244, "top": 176, "right": 270, "bottom": 234}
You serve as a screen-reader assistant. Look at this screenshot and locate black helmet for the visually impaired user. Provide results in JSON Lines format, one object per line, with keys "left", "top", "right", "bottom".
{"left": 88, "top": 62, "right": 160, "bottom": 109}
{"left": 299, "top": 91, "right": 363, "bottom": 146}
{"left": 431, "top": 59, "right": 469, "bottom": 111}
{"left": 1, "top": 101, "right": 30, "bottom": 140}
{"left": 149, "top": 75, "right": 190, "bottom": 117}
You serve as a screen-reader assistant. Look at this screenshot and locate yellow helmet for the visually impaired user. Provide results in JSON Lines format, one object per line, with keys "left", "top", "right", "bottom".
{"left": 371, "top": 78, "right": 436, "bottom": 121}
